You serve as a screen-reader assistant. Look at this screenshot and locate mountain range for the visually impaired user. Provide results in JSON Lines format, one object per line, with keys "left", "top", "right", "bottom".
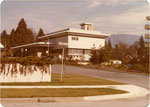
{"left": 106, "top": 34, "right": 141, "bottom": 47}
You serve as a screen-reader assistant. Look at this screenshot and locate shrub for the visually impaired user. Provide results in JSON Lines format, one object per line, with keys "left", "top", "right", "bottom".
{"left": 110, "top": 64, "right": 120, "bottom": 69}
{"left": 1, "top": 56, "right": 55, "bottom": 66}
{"left": 129, "top": 64, "right": 149, "bottom": 73}
{"left": 65, "top": 60, "right": 79, "bottom": 66}
{"left": 118, "top": 64, "right": 128, "bottom": 70}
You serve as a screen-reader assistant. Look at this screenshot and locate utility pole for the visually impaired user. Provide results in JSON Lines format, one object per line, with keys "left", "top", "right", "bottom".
{"left": 58, "top": 42, "right": 68, "bottom": 82}
{"left": 49, "top": 64, "right": 52, "bottom": 82}
{"left": 48, "top": 38, "right": 50, "bottom": 56}
{"left": 61, "top": 48, "right": 64, "bottom": 82}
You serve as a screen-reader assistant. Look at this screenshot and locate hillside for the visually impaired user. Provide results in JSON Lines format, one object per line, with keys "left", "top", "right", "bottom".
{"left": 106, "top": 34, "right": 140, "bottom": 47}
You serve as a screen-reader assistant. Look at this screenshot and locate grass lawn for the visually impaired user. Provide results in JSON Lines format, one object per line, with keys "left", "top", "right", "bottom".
{"left": 1, "top": 88, "right": 128, "bottom": 98}
{"left": 1, "top": 73, "right": 125, "bottom": 86}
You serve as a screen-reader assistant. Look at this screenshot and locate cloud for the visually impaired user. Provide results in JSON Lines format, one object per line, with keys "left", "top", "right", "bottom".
{"left": 105, "top": 0, "right": 139, "bottom": 5}
{"left": 1, "top": 0, "right": 148, "bottom": 35}
{"left": 87, "top": 3, "right": 148, "bottom": 35}
{"left": 87, "top": 0, "right": 140, "bottom": 8}
{"left": 111, "top": 5, "right": 148, "bottom": 25}
{"left": 87, "top": 0, "right": 146, "bottom": 8}
{"left": 87, "top": 1, "right": 103, "bottom": 8}
{"left": 107, "top": 5, "right": 148, "bottom": 34}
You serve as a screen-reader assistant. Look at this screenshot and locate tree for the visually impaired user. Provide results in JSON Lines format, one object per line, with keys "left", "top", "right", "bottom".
{"left": 137, "top": 35, "right": 149, "bottom": 65}
{"left": 102, "top": 39, "right": 113, "bottom": 61}
{"left": 137, "top": 35, "right": 145, "bottom": 59}
{"left": 90, "top": 39, "right": 114, "bottom": 64}
{"left": 108, "top": 38, "right": 112, "bottom": 50}
{"left": 112, "top": 44, "right": 119, "bottom": 59}
{"left": 12, "top": 18, "right": 35, "bottom": 46}
{"left": 90, "top": 48, "right": 99, "bottom": 64}
{"left": 9, "top": 29, "right": 16, "bottom": 47}
{"left": 17, "top": 18, "right": 27, "bottom": 30}
{"left": 37, "top": 28, "right": 45, "bottom": 37}
{"left": 1, "top": 30, "right": 10, "bottom": 49}
{"left": 116, "top": 42, "right": 129, "bottom": 64}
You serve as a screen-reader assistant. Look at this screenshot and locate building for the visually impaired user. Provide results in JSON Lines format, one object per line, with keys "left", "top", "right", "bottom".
{"left": 145, "top": 16, "right": 150, "bottom": 47}
{"left": 11, "top": 23, "right": 108, "bottom": 61}
{"left": 0, "top": 43, "right": 8, "bottom": 57}
{"left": 0, "top": 43, "right": 4, "bottom": 57}
{"left": 0, "top": 43, "right": 4, "bottom": 48}
{"left": 11, "top": 42, "right": 53, "bottom": 57}
{"left": 38, "top": 23, "right": 108, "bottom": 61}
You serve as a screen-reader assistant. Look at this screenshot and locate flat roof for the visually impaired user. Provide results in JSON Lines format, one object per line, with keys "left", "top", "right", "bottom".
{"left": 11, "top": 42, "right": 55, "bottom": 49}
{"left": 38, "top": 28, "right": 109, "bottom": 40}
{"left": 80, "top": 23, "right": 93, "bottom": 25}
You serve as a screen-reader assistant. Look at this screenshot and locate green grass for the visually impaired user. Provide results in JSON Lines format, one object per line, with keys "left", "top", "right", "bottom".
{"left": 1, "top": 88, "right": 128, "bottom": 98}
{"left": 1, "top": 73, "right": 125, "bottom": 86}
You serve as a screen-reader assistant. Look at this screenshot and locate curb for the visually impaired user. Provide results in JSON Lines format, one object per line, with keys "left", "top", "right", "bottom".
{"left": 1, "top": 97, "right": 83, "bottom": 103}
{"left": 83, "top": 85, "right": 150, "bottom": 101}
{"left": 1, "top": 85, "right": 149, "bottom": 102}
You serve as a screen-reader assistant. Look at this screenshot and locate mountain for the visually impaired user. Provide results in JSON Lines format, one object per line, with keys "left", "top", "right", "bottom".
{"left": 106, "top": 34, "right": 140, "bottom": 47}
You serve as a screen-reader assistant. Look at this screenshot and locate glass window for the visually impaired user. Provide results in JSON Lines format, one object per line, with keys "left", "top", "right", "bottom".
{"left": 72, "top": 37, "right": 78, "bottom": 41}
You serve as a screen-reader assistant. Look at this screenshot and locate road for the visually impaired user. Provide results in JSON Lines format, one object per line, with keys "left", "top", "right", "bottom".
{"left": 1, "top": 64, "right": 149, "bottom": 107}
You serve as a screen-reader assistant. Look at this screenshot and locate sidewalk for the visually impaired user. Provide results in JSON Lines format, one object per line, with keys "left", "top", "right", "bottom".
{"left": 1, "top": 85, "right": 149, "bottom": 101}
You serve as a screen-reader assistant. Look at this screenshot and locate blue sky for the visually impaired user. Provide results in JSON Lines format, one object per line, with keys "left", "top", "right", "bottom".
{"left": 1, "top": 0, "right": 149, "bottom": 35}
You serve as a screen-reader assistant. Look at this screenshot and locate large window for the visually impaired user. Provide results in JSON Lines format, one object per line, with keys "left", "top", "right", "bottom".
{"left": 68, "top": 48, "right": 83, "bottom": 55}
{"left": 85, "top": 50, "right": 90, "bottom": 54}
{"left": 68, "top": 49, "right": 91, "bottom": 55}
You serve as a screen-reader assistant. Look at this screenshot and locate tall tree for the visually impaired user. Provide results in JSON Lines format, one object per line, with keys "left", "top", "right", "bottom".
{"left": 1, "top": 30, "right": 10, "bottom": 48}
{"left": 137, "top": 35, "right": 148, "bottom": 64}
{"left": 117, "top": 42, "right": 129, "bottom": 64}
{"left": 9, "top": 29, "right": 16, "bottom": 47}
{"left": 108, "top": 38, "right": 112, "bottom": 50}
{"left": 17, "top": 18, "right": 27, "bottom": 30}
{"left": 12, "top": 18, "right": 35, "bottom": 46}
{"left": 37, "top": 28, "right": 45, "bottom": 37}
{"left": 137, "top": 35, "right": 145, "bottom": 58}
{"left": 112, "top": 44, "right": 119, "bottom": 59}
{"left": 103, "top": 39, "right": 113, "bottom": 61}
{"left": 90, "top": 48, "right": 99, "bottom": 64}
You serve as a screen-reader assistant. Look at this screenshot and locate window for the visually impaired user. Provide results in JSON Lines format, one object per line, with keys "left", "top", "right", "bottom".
{"left": 85, "top": 50, "right": 90, "bottom": 54}
{"left": 68, "top": 49, "right": 83, "bottom": 55}
{"left": 72, "top": 37, "right": 78, "bottom": 41}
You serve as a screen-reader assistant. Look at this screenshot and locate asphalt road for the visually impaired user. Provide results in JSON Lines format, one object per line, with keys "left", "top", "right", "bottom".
{"left": 1, "top": 64, "right": 150, "bottom": 107}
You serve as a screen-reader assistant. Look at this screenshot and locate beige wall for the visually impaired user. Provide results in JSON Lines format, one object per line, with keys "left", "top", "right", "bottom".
{"left": 68, "top": 35, "right": 105, "bottom": 49}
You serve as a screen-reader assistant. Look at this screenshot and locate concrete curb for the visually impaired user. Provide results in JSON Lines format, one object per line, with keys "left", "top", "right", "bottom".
{"left": 1, "top": 85, "right": 149, "bottom": 102}
{"left": 83, "top": 85, "right": 150, "bottom": 101}
{"left": 1, "top": 97, "right": 83, "bottom": 103}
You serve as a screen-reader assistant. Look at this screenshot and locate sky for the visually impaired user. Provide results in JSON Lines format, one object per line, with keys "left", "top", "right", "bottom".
{"left": 1, "top": 0, "right": 149, "bottom": 36}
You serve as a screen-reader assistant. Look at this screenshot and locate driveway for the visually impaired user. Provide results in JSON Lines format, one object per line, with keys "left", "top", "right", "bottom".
{"left": 1, "top": 64, "right": 149, "bottom": 107}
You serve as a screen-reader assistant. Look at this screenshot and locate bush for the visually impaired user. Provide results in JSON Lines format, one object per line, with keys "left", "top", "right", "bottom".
{"left": 118, "top": 64, "right": 128, "bottom": 70}
{"left": 129, "top": 64, "right": 149, "bottom": 73}
{"left": 1, "top": 56, "right": 55, "bottom": 66}
{"left": 110, "top": 64, "right": 120, "bottom": 69}
{"left": 109, "top": 64, "right": 128, "bottom": 71}
{"left": 65, "top": 60, "right": 79, "bottom": 66}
